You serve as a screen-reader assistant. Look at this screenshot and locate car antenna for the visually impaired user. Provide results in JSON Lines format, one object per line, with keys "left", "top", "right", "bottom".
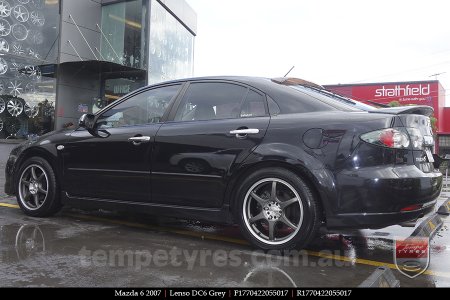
{"left": 284, "top": 66, "right": 295, "bottom": 77}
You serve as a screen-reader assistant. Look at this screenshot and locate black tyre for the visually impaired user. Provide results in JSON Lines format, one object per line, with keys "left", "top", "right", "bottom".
{"left": 235, "top": 168, "right": 321, "bottom": 250}
{"left": 16, "top": 157, "right": 62, "bottom": 217}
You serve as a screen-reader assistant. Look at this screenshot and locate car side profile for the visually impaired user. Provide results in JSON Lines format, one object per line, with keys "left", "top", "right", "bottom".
{"left": 4, "top": 76, "right": 443, "bottom": 250}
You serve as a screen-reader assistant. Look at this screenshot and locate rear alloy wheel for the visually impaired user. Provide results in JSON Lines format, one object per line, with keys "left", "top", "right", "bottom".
{"left": 16, "top": 157, "right": 61, "bottom": 217}
{"left": 236, "top": 168, "right": 320, "bottom": 250}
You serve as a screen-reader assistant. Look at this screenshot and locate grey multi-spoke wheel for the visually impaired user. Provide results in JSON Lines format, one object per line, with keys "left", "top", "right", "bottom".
{"left": 16, "top": 157, "right": 62, "bottom": 217}
{"left": 19, "top": 164, "right": 48, "bottom": 210}
{"left": 236, "top": 168, "right": 321, "bottom": 250}
{"left": 243, "top": 178, "right": 304, "bottom": 245}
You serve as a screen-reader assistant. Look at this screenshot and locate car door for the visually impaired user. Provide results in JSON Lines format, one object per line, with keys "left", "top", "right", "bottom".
{"left": 152, "top": 81, "right": 270, "bottom": 208}
{"left": 61, "top": 84, "right": 183, "bottom": 202}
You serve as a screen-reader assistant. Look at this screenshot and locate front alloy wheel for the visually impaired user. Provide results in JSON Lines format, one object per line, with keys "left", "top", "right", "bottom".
{"left": 18, "top": 164, "right": 49, "bottom": 211}
{"left": 16, "top": 157, "right": 62, "bottom": 217}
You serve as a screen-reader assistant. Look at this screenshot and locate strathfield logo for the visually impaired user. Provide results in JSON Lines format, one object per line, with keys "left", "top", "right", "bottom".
{"left": 375, "top": 84, "right": 430, "bottom": 97}
{"left": 394, "top": 237, "right": 430, "bottom": 278}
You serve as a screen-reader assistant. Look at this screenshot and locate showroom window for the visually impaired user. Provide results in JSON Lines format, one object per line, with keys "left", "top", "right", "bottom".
{"left": 0, "top": 0, "right": 60, "bottom": 140}
{"left": 148, "top": 0, "right": 194, "bottom": 84}
{"left": 100, "top": 0, "right": 148, "bottom": 70}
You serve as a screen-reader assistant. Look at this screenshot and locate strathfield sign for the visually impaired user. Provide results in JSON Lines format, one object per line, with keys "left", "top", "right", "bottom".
{"left": 325, "top": 82, "right": 438, "bottom": 106}
{"left": 375, "top": 84, "right": 431, "bottom": 98}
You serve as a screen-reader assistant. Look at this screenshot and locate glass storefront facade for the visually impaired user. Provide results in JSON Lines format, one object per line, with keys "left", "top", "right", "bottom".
{"left": 0, "top": 0, "right": 195, "bottom": 140}
{"left": 0, "top": 0, "right": 60, "bottom": 139}
{"left": 148, "top": 0, "right": 194, "bottom": 84}
{"left": 100, "top": 0, "right": 148, "bottom": 70}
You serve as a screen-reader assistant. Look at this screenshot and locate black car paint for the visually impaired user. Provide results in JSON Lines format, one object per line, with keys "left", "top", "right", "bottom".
{"left": 4, "top": 77, "right": 443, "bottom": 229}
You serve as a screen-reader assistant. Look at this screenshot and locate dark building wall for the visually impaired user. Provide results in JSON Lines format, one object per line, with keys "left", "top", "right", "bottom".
{"left": 59, "top": 0, "right": 102, "bottom": 63}
{"left": 56, "top": 64, "right": 101, "bottom": 128}
{"left": 55, "top": 0, "right": 102, "bottom": 128}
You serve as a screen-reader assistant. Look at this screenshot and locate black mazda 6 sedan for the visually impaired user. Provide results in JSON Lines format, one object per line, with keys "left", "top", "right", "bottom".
{"left": 4, "top": 76, "right": 443, "bottom": 250}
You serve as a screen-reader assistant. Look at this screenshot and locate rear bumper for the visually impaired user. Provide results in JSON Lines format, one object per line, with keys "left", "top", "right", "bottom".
{"left": 328, "top": 165, "right": 442, "bottom": 229}
{"left": 327, "top": 200, "right": 437, "bottom": 229}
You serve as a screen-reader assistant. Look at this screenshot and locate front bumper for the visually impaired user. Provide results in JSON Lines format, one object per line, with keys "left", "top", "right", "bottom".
{"left": 4, "top": 154, "right": 17, "bottom": 195}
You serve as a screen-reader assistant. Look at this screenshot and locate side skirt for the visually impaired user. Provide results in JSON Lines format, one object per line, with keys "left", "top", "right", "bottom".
{"left": 61, "top": 192, "right": 234, "bottom": 224}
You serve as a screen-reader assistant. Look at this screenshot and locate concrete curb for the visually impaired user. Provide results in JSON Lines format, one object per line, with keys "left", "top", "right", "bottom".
{"left": 410, "top": 213, "right": 443, "bottom": 238}
{"left": 437, "top": 198, "right": 450, "bottom": 216}
{"left": 359, "top": 266, "right": 400, "bottom": 287}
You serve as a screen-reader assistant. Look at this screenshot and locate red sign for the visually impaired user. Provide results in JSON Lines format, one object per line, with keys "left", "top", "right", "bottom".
{"left": 326, "top": 83, "right": 438, "bottom": 106}
{"left": 324, "top": 81, "right": 447, "bottom": 133}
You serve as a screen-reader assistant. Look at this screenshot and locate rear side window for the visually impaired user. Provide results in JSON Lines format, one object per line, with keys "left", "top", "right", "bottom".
{"left": 266, "top": 81, "right": 360, "bottom": 114}
{"left": 174, "top": 82, "right": 267, "bottom": 121}
{"left": 240, "top": 90, "right": 266, "bottom": 118}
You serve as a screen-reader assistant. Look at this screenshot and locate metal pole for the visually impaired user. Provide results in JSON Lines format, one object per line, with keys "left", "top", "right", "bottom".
{"left": 67, "top": 40, "right": 83, "bottom": 61}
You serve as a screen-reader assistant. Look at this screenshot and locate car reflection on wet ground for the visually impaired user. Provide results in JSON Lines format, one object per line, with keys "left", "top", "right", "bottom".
{"left": 0, "top": 186, "right": 449, "bottom": 287}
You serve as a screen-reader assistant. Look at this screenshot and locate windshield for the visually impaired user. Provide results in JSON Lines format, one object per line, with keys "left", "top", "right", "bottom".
{"left": 290, "top": 85, "right": 377, "bottom": 111}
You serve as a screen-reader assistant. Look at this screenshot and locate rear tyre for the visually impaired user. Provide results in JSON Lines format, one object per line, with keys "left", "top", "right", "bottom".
{"left": 235, "top": 168, "right": 321, "bottom": 250}
{"left": 16, "top": 157, "right": 62, "bottom": 217}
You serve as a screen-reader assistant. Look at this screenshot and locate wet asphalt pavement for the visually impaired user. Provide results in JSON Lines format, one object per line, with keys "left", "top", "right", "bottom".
{"left": 0, "top": 143, "right": 450, "bottom": 287}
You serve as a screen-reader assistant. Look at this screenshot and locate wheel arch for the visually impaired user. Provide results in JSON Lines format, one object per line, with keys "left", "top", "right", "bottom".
{"left": 14, "top": 147, "right": 60, "bottom": 189}
{"left": 225, "top": 160, "right": 329, "bottom": 224}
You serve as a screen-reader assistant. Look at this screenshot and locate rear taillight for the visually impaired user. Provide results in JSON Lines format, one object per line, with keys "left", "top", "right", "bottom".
{"left": 406, "top": 128, "right": 432, "bottom": 150}
{"left": 361, "top": 128, "right": 410, "bottom": 149}
{"left": 400, "top": 204, "right": 423, "bottom": 212}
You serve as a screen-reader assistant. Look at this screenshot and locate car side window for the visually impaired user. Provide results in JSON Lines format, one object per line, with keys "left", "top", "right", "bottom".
{"left": 240, "top": 90, "right": 266, "bottom": 118}
{"left": 97, "top": 85, "right": 181, "bottom": 128}
{"left": 174, "top": 82, "right": 248, "bottom": 121}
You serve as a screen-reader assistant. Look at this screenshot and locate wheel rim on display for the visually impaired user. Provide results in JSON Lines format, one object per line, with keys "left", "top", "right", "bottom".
{"left": 243, "top": 178, "right": 304, "bottom": 245}
{"left": 12, "top": 23, "right": 28, "bottom": 41}
{"left": 29, "top": 11, "right": 44, "bottom": 26}
{"left": 0, "top": 37, "right": 9, "bottom": 52}
{"left": 12, "top": 5, "right": 29, "bottom": 23}
{"left": 18, "top": 164, "right": 49, "bottom": 211}
{"left": 24, "top": 103, "right": 38, "bottom": 117}
{"left": 0, "top": 17, "right": 11, "bottom": 36}
{"left": 8, "top": 80, "right": 23, "bottom": 96}
{"left": 0, "top": 97, "right": 5, "bottom": 113}
{"left": 0, "top": 57, "right": 7, "bottom": 75}
{"left": 7, "top": 98, "right": 23, "bottom": 116}
{"left": 0, "top": 1, "right": 12, "bottom": 18}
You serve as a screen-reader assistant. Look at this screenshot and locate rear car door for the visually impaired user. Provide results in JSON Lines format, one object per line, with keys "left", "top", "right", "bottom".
{"left": 61, "top": 84, "right": 182, "bottom": 202}
{"left": 152, "top": 81, "right": 270, "bottom": 208}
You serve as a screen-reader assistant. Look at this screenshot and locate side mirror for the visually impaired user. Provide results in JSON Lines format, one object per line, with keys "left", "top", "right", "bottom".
{"left": 78, "top": 113, "right": 110, "bottom": 138}
{"left": 79, "top": 114, "right": 96, "bottom": 130}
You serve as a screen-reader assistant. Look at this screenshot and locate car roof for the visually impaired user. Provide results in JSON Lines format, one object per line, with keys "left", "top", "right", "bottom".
{"left": 150, "top": 76, "right": 311, "bottom": 100}
{"left": 153, "top": 76, "right": 275, "bottom": 88}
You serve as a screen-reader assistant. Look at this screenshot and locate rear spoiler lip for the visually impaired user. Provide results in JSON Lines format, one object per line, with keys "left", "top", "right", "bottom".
{"left": 368, "top": 105, "right": 434, "bottom": 117}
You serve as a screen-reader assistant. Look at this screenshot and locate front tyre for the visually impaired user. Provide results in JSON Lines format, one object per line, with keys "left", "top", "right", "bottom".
{"left": 236, "top": 168, "right": 320, "bottom": 250}
{"left": 16, "top": 157, "right": 62, "bottom": 217}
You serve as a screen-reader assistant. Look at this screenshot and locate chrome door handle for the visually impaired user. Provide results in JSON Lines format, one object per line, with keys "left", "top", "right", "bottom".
{"left": 230, "top": 129, "right": 260, "bottom": 135}
{"left": 128, "top": 136, "right": 151, "bottom": 144}
{"left": 230, "top": 129, "right": 259, "bottom": 138}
